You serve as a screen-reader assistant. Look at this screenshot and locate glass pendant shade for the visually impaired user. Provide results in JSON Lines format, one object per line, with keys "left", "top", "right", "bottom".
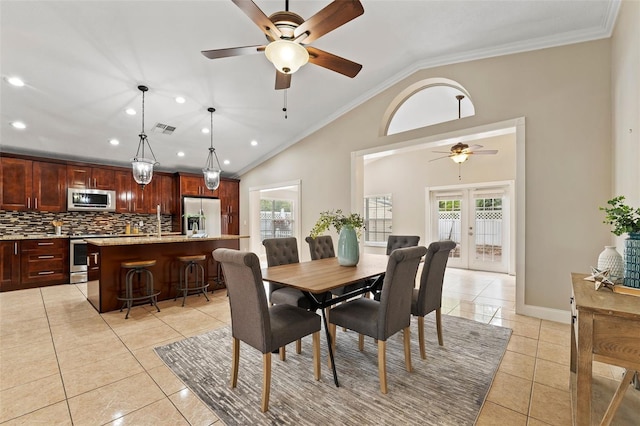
{"left": 265, "top": 40, "right": 309, "bottom": 74}
{"left": 132, "top": 157, "right": 155, "bottom": 185}
{"left": 203, "top": 167, "right": 220, "bottom": 191}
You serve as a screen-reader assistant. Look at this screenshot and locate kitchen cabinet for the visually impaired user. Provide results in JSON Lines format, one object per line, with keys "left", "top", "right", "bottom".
{"left": 67, "top": 165, "right": 115, "bottom": 190}
{"left": 157, "top": 173, "right": 176, "bottom": 214}
{"left": 178, "top": 174, "right": 219, "bottom": 197}
{"left": 0, "top": 157, "right": 66, "bottom": 212}
{"left": 114, "top": 169, "right": 148, "bottom": 213}
{"left": 0, "top": 241, "right": 21, "bottom": 292}
{"left": 20, "top": 238, "right": 69, "bottom": 288}
{"left": 220, "top": 178, "right": 240, "bottom": 235}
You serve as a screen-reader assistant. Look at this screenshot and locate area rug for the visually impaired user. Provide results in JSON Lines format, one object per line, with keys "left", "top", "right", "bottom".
{"left": 155, "top": 314, "right": 511, "bottom": 425}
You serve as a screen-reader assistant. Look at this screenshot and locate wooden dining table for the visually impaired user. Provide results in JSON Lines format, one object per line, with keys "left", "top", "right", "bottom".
{"left": 262, "top": 253, "right": 389, "bottom": 387}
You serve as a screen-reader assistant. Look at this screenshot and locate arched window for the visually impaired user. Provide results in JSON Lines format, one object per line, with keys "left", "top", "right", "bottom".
{"left": 384, "top": 79, "right": 475, "bottom": 136}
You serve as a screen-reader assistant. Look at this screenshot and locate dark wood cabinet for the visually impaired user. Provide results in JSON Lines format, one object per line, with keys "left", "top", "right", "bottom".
{"left": 115, "top": 169, "right": 174, "bottom": 214}
{"left": 20, "top": 239, "right": 68, "bottom": 288}
{"left": 0, "top": 241, "right": 21, "bottom": 292}
{"left": 220, "top": 178, "right": 240, "bottom": 235}
{"left": 179, "top": 174, "right": 219, "bottom": 197}
{"left": 156, "top": 174, "right": 176, "bottom": 215}
{"left": 67, "top": 165, "right": 115, "bottom": 190}
{"left": 0, "top": 157, "right": 65, "bottom": 212}
{"left": 114, "top": 170, "right": 132, "bottom": 213}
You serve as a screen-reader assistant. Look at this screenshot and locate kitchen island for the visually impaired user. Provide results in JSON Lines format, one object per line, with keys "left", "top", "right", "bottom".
{"left": 86, "top": 234, "right": 248, "bottom": 313}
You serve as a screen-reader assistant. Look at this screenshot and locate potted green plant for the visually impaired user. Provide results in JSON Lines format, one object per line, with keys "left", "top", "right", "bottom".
{"left": 310, "top": 209, "right": 365, "bottom": 266}
{"left": 600, "top": 196, "right": 640, "bottom": 236}
{"left": 600, "top": 196, "right": 640, "bottom": 288}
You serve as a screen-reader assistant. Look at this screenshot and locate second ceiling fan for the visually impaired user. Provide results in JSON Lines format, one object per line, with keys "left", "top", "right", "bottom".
{"left": 201, "top": 0, "right": 364, "bottom": 90}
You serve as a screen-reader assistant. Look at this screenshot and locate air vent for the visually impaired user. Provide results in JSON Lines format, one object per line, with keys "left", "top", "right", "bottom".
{"left": 151, "top": 123, "right": 176, "bottom": 135}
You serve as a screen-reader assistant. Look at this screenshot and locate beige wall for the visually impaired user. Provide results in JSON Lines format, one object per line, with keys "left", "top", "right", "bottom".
{"left": 611, "top": 0, "right": 640, "bottom": 250}
{"left": 240, "top": 37, "right": 614, "bottom": 317}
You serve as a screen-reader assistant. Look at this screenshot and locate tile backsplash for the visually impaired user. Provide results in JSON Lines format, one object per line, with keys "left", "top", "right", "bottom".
{"left": 0, "top": 210, "right": 174, "bottom": 236}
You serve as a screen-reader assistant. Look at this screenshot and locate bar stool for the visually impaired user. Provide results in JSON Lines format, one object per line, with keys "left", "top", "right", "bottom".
{"left": 175, "top": 255, "right": 210, "bottom": 306}
{"left": 118, "top": 260, "right": 160, "bottom": 319}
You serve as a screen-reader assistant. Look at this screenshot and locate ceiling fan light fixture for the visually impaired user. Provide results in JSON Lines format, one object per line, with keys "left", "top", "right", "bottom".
{"left": 265, "top": 40, "right": 309, "bottom": 74}
{"left": 202, "top": 107, "right": 222, "bottom": 191}
{"left": 130, "top": 85, "right": 158, "bottom": 189}
{"left": 451, "top": 153, "right": 469, "bottom": 164}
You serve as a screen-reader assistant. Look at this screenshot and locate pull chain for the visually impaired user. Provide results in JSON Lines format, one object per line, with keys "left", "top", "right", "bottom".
{"left": 283, "top": 90, "right": 288, "bottom": 119}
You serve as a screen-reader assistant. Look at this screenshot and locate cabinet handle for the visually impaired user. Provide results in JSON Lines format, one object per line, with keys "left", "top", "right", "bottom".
{"left": 92, "top": 253, "right": 98, "bottom": 263}
{"left": 94, "top": 178, "right": 97, "bottom": 187}
{"left": 38, "top": 271, "right": 55, "bottom": 275}
{"left": 27, "top": 197, "right": 31, "bottom": 209}
{"left": 571, "top": 315, "right": 577, "bottom": 324}
{"left": 14, "top": 242, "right": 18, "bottom": 255}
{"left": 37, "top": 242, "right": 54, "bottom": 246}
{"left": 35, "top": 198, "right": 38, "bottom": 209}
{"left": 38, "top": 255, "right": 54, "bottom": 259}
{"left": 569, "top": 296, "right": 574, "bottom": 305}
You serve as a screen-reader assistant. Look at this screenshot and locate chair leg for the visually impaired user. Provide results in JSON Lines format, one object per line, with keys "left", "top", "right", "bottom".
{"left": 436, "top": 308, "right": 444, "bottom": 346}
{"left": 378, "top": 339, "right": 388, "bottom": 394}
{"left": 329, "top": 323, "right": 337, "bottom": 350}
{"left": 312, "top": 331, "right": 321, "bottom": 380}
{"left": 403, "top": 326, "right": 412, "bottom": 372}
{"left": 279, "top": 346, "right": 286, "bottom": 361}
{"left": 261, "top": 352, "right": 271, "bottom": 413}
{"left": 418, "top": 315, "right": 426, "bottom": 359}
{"left": 358, "top": 334, "right": 364, "bottom": 351}
{"left": 231, "top": 337, "right": 240, "bottom": 388}
{"left": 296, "top": 339, "right": 302, "bottom": 354}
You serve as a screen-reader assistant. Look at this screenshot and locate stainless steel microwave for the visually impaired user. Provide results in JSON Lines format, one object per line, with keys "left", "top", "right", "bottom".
{"left": 67, "top": 188, "right": 116, "bottom": 211}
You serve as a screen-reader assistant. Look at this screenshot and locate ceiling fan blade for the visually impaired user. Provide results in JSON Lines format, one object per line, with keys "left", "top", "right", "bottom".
{"left": 432, "top": 151, "right": 452, "bottom": 154}
{"left": 232, "top": 0, "right": 281, "bottom": 40}
{"left": 275, "top": 71, "right": 291, "bottom": 90}
{"left": 293, "top": 0, "right": 364, "bottom": 44}
{"left": 201, "top": 45, "right": 265, "bottom": 60}
{"left": 471, "top": 150, "right": 499, "bottom": 155}
{"left": 467, "top": 144, "right": 483, "bottom": 151}
{"left": 306, "top": 46, "right": 362, "bottom": 78}
{"left": 429, "top": 155, "right": 453, "bottom": 162}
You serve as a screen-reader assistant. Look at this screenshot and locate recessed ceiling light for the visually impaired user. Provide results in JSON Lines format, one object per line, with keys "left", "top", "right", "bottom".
{"left": 201, "top": 128, "right": 209, "bottom": 134}
{"left": 177, "top": 151, "right": 185, "bottom": 157}
{"left": 7, "top": 76, "right": 25, "bottom": 87}
{"left": 11, "top": 121, "right": 26, "bottom": 129}
{"left": 250, "top": 140, "right": 258, "bottom": 146}
{"left": 175, "top": 96, "right": 186, "bottom": 104}
{"left": 125, "top": 108, "right": 136, "bottom": 115}
{"left": 223, "top": 159, "right": 230, "bottom": 165}
{"left": 109, "top": 138, "right": 120, "bottom": 146}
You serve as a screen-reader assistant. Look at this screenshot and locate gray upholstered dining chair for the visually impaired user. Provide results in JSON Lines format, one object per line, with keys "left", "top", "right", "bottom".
{"left": 413, "top": 240, "right": 456, "bottom": 359}
{"left": 371, "top": 234, "right": 421, "bottom": 301}
{"left": 386, "top": 235, "right": 421, "bottom": 254}
{"left": 263, "top": 237, "right": 329, "bottom": 358}
{"left": 328, "top": 245, "right": 427, "bottom": 394}
{"left": 212, "top": 248, "right": 321, "bottom": 413}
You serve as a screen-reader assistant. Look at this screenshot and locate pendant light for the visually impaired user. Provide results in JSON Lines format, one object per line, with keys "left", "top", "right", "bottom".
{"left": 131, "top": 85, "right": 158, "bottom": 189}
{"left": 202, "top": 107, "right": 222, "bottom": 190}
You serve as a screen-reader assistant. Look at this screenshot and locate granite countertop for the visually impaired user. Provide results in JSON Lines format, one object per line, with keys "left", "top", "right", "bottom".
{"left": 0, "top": 232, "right": 184, "bottom": 241}
{"left": 85, "top": 234, "right": 249, "bottom": 246}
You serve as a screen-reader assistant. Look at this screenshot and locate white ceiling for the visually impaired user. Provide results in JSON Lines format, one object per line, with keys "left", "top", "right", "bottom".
{"left": 0, "top": 0, "right": 619, "bottom": 177}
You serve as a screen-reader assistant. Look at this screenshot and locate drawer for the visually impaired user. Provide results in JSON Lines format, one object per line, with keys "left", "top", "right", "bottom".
{"left": 21, "top": 239, "right": 67, "bottom": 251}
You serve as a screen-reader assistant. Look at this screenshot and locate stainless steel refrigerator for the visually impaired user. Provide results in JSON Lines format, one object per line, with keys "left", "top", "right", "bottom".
{"left": 182, "top": 196, "right": 221, "bottom": 237}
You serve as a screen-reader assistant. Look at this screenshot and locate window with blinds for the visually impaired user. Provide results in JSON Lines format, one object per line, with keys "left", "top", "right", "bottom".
{"left": 364, "top": 195, "right": 392, "bottom": 244}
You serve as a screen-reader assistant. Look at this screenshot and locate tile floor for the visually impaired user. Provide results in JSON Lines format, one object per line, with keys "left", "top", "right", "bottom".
{"left": 0, "top": 269, "right": 626, "bottom": 425}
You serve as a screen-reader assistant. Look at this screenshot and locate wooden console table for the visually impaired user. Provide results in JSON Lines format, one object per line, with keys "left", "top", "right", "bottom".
{"left": 570, "top": 272, "right": 640, "bottom": 425}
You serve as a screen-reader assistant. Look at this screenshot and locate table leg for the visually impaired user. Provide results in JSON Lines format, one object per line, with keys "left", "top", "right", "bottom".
{"left": 576, "top": 311, "right": 594, "bottom": 426}
{"left": 321, "top": 307, "right": 340, "bottom": 387}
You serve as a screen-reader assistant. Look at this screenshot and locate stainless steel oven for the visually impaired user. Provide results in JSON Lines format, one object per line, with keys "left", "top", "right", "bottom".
{"left": 69, "top": 237, "right": 88, "bottom": 283}
{"left": 69, "top": 234, "right": 111, "bottom": 283}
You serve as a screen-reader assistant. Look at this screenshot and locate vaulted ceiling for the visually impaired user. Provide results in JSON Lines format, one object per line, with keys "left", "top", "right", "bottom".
{"left": 0, "top": 0, "right": 619, "bottom": 177}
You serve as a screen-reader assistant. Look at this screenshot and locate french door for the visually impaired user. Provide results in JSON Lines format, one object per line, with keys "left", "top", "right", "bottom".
{"left": 430, "top": 184, "right": 510, "bottom": 273}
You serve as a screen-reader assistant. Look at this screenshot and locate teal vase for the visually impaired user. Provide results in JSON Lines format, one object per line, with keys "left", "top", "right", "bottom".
{"left": 624, "top": 232, "right": 640, "bottom": 288}
{"left": 338, "top": 225, "right": 359, "bottom": 266}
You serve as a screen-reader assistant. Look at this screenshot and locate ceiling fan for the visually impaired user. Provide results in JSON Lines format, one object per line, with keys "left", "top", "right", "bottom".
{"left": 430, "top": 142, "right": 499, "bottom": 164}
{"left": 201, "top": 0, "right": 364, "bottom": 90}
